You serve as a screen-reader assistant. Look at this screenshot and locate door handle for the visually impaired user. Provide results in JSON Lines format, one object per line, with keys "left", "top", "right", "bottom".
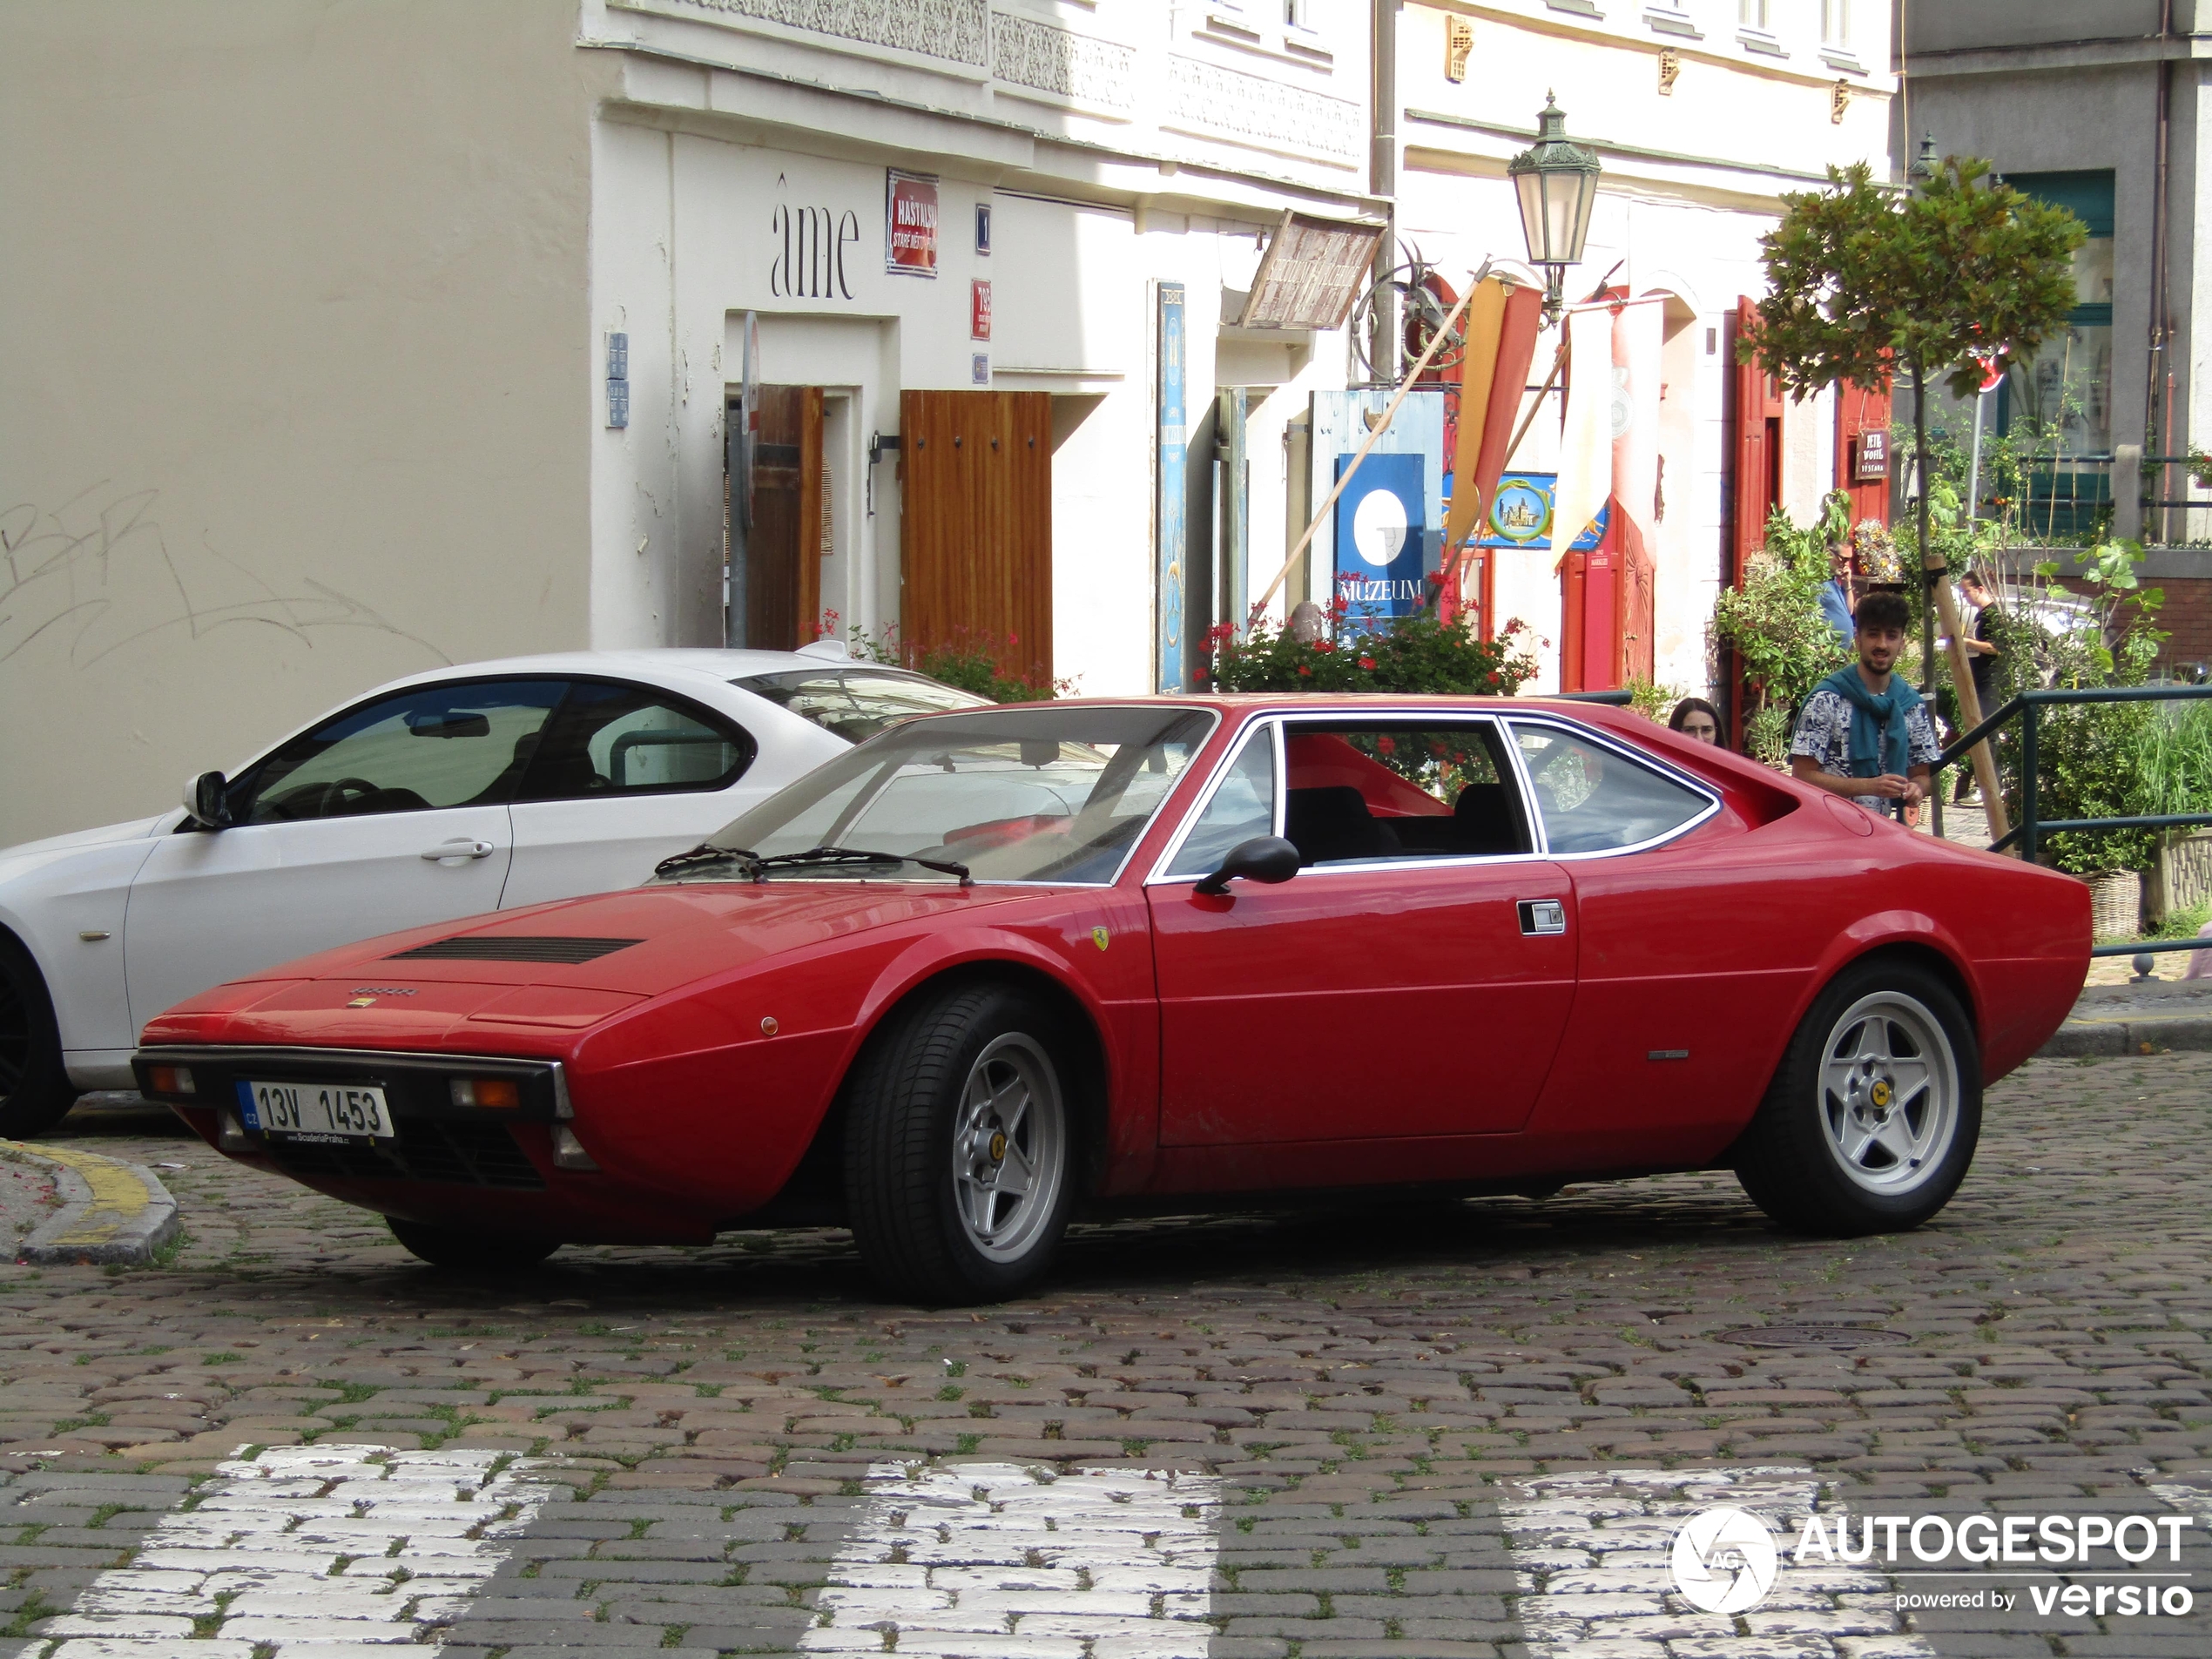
{"left": 423, "top": 840, "right": 496, "bottom": 862}
{"left": 1517, "top": 899, "right": 1567, "bottom": 936}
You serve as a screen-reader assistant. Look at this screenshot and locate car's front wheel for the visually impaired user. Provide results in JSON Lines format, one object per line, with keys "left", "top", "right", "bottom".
{"left": 843, "top": 981, "right": 1076, "bottom": 1305}
{"left": 1734, "top": 957, "right": 1980, "bottom": 1235}
{"left": 387, "top": 1217, "right": 560, "bottom": 1271}
{"left": 0, "top": 934, "right": 79, "bottom": 1139}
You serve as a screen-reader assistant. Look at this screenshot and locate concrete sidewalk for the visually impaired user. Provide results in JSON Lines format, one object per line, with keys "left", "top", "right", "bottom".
{"left": 2039, "top": 971, "right": 2212, "bottom": 1055}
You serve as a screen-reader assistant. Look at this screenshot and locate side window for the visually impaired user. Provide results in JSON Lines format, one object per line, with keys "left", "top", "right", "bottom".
{"left": 1278, "top": 721, "right": 1529, "bottom": 866}
{"left": 1164, "top": 728, "right": 1278, "bottom": 878}
{"left": 517, "top": 682, "right": 752, "bottom": 800}
{"left": 1509, "top": 721, "right": 1710, "bottom": 854}
{"left": 236, "top": 680, "right": 568, "bottom": 824}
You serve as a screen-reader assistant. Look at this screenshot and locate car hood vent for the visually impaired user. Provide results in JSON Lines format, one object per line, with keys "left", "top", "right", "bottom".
{"left": 387, "top": 935, "right": 644, "bottom": 965}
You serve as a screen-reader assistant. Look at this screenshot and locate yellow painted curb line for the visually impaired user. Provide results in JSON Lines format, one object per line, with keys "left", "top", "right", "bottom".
{"left": 8, "top": 1140, "right": 179, "bottom": 1264}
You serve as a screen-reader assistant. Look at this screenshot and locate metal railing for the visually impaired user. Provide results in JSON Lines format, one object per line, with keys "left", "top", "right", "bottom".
{"left": 1968, "top": 451, "right": 2207, "bottom": 542}
{"left": 1937, "top": 683, "right": 2212, "bottom": 960}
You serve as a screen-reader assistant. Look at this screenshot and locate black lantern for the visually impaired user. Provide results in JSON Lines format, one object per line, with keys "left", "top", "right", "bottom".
{"left": 1507, "top": 95, "right": 1602, "bottom": 320}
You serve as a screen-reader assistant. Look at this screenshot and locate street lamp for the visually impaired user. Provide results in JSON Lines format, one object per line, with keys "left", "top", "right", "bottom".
{"left": 1507, "top": 94, "right": 1602, "bottom": 321}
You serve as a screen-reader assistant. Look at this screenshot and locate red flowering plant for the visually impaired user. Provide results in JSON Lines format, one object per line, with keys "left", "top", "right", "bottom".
{"left": 1201, "top": 594, "right": 1536, "bottom": 698}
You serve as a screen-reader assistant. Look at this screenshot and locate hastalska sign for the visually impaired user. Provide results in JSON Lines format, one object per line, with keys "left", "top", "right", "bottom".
{"left": 887, "top": 170, "right": 939, "bottom": 277}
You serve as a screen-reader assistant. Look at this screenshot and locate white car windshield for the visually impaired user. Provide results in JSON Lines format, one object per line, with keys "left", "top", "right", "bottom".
{"left": 663, "top": 706, "right": 1217, "bottom": 885}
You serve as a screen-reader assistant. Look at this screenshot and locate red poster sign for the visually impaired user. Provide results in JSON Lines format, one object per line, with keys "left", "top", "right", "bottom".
{"left": 886, "top": 170, "right": 938, "bottom": 277}
{"left": 971, "top": 279, "right": 992, "bottom": 341}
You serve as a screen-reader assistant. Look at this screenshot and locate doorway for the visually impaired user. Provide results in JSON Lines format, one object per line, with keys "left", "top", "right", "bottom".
{"left": 732, "top": 385, "right": 826, "bottom": 651}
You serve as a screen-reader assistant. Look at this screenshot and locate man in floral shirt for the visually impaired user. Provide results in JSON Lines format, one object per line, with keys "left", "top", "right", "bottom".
{"left": 1789, "top": 590, "right": 1939, "bottom": 816}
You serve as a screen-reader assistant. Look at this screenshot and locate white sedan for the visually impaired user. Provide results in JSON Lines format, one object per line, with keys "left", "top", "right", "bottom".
{"left": 0, "top": 645, "right": 987, "bottom": 1134}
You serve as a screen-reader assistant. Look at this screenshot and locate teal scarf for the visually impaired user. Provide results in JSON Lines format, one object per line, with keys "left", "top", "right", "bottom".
{"left": 1817, "top": 665, "right": 1919, "bottom": 779}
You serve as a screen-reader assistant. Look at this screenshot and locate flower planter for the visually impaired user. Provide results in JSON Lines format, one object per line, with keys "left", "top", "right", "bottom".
{"left": 2148, "top": 829, "right": 2212, "bottom": 930}
{"left": 2087, "top": 869, "right": 2144, "bottom": 940}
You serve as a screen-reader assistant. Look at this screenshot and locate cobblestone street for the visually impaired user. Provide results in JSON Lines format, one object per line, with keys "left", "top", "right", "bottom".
{"left": 0, "top": 1052, "right": 2206, "bottom": 1658}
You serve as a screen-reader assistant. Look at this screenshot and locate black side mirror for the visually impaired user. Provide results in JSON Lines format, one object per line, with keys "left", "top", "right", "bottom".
{"left": 1192, "top": 835, "right": 1302, "bottom": 896}
{"left": 183, "top": 770, "right": 232, "bottom": 829}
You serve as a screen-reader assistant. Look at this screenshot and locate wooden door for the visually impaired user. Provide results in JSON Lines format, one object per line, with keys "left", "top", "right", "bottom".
{"left": 900, "top": 389, "right": 1052, "bottom": 682}
{"left": 746, "top": 385, "right": 825, "bottom": 651}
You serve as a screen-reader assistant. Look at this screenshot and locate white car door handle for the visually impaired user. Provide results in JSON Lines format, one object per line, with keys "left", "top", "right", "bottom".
{"left": 423, "top": 840, "right": 497, "bottom": 862}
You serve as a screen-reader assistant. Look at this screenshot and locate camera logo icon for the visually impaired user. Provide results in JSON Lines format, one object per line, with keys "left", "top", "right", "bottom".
{"left": 1670, "top": 1506, "right": 1779, "bottom": 1614}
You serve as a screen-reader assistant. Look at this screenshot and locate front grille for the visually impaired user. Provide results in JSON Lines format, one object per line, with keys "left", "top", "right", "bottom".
{"left": 263, "top": 1119, "right": 545, "bottom": 1190}
{"left": 386, "top": 934, "right": 642, "bottom": 964}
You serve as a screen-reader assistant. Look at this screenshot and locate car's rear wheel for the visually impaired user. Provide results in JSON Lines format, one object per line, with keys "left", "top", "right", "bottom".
{"left": 0, "top": 934, "right": 78, "bottom": 1139}
{"left": 386, "top": 1217, "right": 560, "bottom": 1271}
{"left": 1734, "top": 957, "right": 1980, "bottom": 1236}
{"left": 843, "top": 981, "right": 1076, "bottom": 1305}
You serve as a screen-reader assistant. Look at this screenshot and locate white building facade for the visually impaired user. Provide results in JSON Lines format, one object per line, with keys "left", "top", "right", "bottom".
{"left": 1386, "top": 0, "right": 1898, "bottom": 699}
{"left": 3, "top": 0, "right": 1378, "bottom": 846}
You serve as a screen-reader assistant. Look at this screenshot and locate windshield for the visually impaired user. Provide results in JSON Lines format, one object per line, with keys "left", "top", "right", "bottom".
{"left": 666, "top": 705, "right": 1217, "bottom": 885}
{"left": 733, "top": 667, "right": 991, "bottom": 743}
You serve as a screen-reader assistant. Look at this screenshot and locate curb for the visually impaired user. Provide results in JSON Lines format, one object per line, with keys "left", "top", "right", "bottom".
{"left": 2036, "top": 1015, "right": 2212, "bottom": 1058}
{"left": 9, "top": 1142, "right": 180, "bottom": 1266}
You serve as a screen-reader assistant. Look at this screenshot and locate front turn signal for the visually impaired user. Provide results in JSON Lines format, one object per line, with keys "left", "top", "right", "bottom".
{"left": 148, "top": 1065, "right": 196, "bottom": 1096}
{"left": 449, "top": 1077, "right": 521, "bottom": 1109}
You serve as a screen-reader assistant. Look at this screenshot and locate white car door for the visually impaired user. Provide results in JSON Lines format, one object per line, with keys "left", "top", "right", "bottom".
{"left": 123, "top": 678, "right": 567, "bottom": 1035}
{"left": 499, "top": 679, "right": 824, "bottom": 909}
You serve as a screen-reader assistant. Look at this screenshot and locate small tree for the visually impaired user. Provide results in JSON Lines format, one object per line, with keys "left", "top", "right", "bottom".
{"left": 1739, "top": 156, "right": 2081, "bottom": 810}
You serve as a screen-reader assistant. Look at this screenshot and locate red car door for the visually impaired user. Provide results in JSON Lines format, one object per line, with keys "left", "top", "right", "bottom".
{"left": 1502, "top": 716, "right": 1810, "bottom": 1157}
{"left": 1146, "top": 716, "right": 1579, "bottom": 1146}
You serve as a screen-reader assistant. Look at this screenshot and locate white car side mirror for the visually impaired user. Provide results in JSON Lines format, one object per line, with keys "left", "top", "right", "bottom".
{"left": 184, "top": 771, "right": 233, "bottom": 829}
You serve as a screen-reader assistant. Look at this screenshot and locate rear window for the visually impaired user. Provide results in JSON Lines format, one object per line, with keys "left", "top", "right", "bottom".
{"left": 1509, "top": 720, "right": 1713, "bottom": 853}
{"left": 734, "top": 668, "right": 990, "bottom": 744}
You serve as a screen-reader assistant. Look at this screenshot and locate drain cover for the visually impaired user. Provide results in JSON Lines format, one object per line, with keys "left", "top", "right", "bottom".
{"left": 1716, "top": 1324, "right": 1909, "bottom": 1349}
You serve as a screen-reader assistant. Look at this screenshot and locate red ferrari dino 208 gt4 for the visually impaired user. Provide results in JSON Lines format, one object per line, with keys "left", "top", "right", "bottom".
{"left": 135, "top": 696, "right": 2088, "bottom": 1303}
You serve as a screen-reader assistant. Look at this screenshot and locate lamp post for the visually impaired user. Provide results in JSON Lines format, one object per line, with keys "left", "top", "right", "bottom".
{"left": 1507, "top": 94, "right": 1602, "bottom": 321}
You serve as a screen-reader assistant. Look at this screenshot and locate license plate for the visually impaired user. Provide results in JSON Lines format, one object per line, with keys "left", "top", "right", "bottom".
{"left": 237, "top": 1079, "right": 395, "bottom": 1144}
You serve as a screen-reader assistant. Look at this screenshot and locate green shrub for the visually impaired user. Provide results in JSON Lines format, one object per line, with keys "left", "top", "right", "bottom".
{"left": 1710, "top": 498, "right": 1851, "bottom": 729}
{"left": 835, "top": 614, "right": 1064, "bottom": 703}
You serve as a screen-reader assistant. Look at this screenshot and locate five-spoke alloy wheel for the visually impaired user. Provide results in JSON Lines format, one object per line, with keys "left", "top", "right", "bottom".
{"left": 1735, "top": 957, "right": 1980, "bottom": 1235}
{"left": 846, "top": 980, "right": 1078, "bottom": 1304}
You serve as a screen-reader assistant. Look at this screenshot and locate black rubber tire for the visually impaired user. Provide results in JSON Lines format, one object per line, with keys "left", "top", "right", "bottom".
{"left": 386, "top": 1217, "right": 559, "bottom": 1271}
{"left": 842, "top": 981, "right": 1076, "bottom": 1305}
{"left": 0, "top": 933, "right": 79, "bottom": 1139}
{"left": 1734, "top": 956, "right": 1981, "bottom": 1236}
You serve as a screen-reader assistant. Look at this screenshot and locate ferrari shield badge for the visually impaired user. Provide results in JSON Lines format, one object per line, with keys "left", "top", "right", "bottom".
{"left": 1091, "top": 927, "right": 1109, "bottom": 952}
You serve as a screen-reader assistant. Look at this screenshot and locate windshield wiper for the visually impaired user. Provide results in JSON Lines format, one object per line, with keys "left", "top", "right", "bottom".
{"left": 652, "top": 843, "right": 764, "bottom": 880}
{"left": 755, "top": 845, "right": 972, "bottom": 885}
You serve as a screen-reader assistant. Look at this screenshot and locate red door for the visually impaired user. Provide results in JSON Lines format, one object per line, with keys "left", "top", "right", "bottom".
{"left": 1150, "top": 862, "right": 1579, "bottom": 1143}
{"left": 1728, "top": 297, "right": 1788, "bottom": 744}
{"left": 1147, "top": 714, "right": 1579, "bottom": 1146}
{"left": 1559, "top": 518, "right": 1622, "bottom": 693}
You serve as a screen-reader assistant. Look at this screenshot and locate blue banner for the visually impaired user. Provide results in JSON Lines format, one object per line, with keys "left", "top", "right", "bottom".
{"left": 1333, "top": 451, "right": 1427, "bottom": 631}
{"left": 1157, "top": 283, "right": 1186, "bottom": 691}
{"left": 1476, "top": 471, "right": 1608, "bottom": 551}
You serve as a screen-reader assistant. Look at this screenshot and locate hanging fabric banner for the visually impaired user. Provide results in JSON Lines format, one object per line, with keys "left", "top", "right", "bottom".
{"left": 1441, "top": 282, "right": 1542, "bottom": 630}
{"left": 1548, "top": 305, "right": 1615, "bottom": 577}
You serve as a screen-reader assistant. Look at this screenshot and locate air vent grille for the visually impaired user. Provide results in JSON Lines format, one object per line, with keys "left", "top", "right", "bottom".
{"left": 264, "top": 1121, "right": 545, "bottom": 1190}
{"left": 387, "top": 935, "right": 642, "bottom": 965}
